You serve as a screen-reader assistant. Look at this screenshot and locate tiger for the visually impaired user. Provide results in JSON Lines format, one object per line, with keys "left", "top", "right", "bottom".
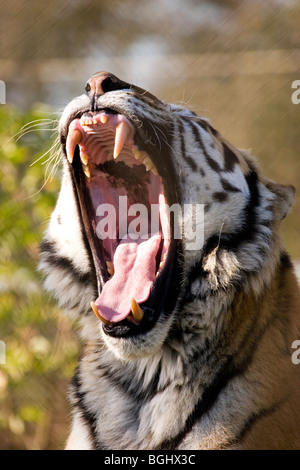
{"left": 39, "top": 71, "right": 300, "bottom": 450}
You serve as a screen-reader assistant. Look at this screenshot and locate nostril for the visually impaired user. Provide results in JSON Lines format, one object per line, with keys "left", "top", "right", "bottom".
{"left": 85, "top": 72, "right": 130, "bottom": 98}
{"left": 101, "top": 75, "right": 120, "bottom": 93}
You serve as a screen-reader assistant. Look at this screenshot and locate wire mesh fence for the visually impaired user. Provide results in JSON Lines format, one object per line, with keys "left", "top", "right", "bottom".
{"left": 0, "top": 0, "right": 299, "bottom": 449}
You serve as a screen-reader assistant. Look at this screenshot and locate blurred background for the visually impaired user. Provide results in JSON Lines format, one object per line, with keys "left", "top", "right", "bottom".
{"left": 0, "top": 0, "right": 299, "bottom": 450}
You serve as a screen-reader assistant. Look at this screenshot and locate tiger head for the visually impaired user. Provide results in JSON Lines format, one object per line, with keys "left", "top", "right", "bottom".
{"left": 40, "top": 72, "right": 295, "bottom": 360}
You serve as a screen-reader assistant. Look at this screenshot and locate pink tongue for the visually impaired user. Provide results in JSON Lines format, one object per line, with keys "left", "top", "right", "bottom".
{"left": 95, "top": 234, "right": 161, "bottom": 323}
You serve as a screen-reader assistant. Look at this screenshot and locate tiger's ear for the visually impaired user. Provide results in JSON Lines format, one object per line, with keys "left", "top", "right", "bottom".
{"left": 264, "top": 179, "right": 295, "bottom": 220}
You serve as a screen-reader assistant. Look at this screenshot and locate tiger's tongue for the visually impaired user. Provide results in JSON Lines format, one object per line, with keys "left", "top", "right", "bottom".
{"left": 94, "top": 234, "right": 161, "bottom": 323}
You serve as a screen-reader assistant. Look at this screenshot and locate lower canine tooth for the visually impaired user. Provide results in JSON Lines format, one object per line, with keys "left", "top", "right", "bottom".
{"left": 91, "top": 302, "right": 110, "bottom": 326}
{"left": 126, "top": 313, "right": 136, "bottom": 324}
{"left": 143, "top": 157, "right": 155, "bottom": 171}
{"left": 130, "top": 298, "right": 144, "bottom": 322}
{"left": 132, "top": 147, "right": 143, "bottom": 160}
{"left": 82, "top": 163, "right": 91, "bottom": 179}
{"left": 106, "top": 261, "right": 114, "bottom": 276}
{"left": 80, "top": 153, "right": 89, "bottom": 165}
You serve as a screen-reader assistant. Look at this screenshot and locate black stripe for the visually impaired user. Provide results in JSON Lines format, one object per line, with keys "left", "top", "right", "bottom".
{"left": 221, "top": 399, "right": 285, "bottom": 449}
{"left": 236, "top": 399, "right": 285, "bottom": 443}
{"left": 222, "top": 142, "right": 239, "bottom": 172}
{"left": 212, "top": 191, "right": 228, "bottom": 203}
{"left": 279, "top": 251, "right": 293, "bottom": 270}
{"left": 202, "top": 169, "right": 259, "bottom": 254}
{"left": 158, "top": 297, "right": 279, "bottom": 450}
{"left": 184, "top": 167, "right": 259, "bottom": 292}
{"left": 178, "top": 124, "right": 198, "bottom": 172}
{"left": 189, "top": 120, "right": 222, "bottom": 173}
{"left": 40, "top": 240, "right": 92, "bottom": 285}
{"left": 157, "top": 360, "right": 233, "bottom": 450}
{"left": 183, "top": 150, "right": 198, "bottom": 172}
{"left": 193, "top": 119, "right": 242, "bottom": 175}
{"left": 98, "top": 360, "right": 164, "bottom": 402}
{"left": 178, "top": 117, "right": 207, "bottom": 174}
{"left": 220, "top": 177, "right": 241, "bottom": 193}
{"left": 71, "top": 369, "right": 100, "bottom": 449}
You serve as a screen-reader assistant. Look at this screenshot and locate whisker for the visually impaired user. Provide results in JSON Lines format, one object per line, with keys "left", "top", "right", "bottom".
{"left": 30, "top": 137, "right": 60, "bottom": 167}
{"left": 0, "top": 118, "right": 58, "bottom": 152}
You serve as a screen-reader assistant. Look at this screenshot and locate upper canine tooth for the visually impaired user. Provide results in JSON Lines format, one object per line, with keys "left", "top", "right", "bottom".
{"left": 113, "top": 121, "right": 132, "bottom": 159}
{"left": 66, "top": 129, "right": 82, "bottom": 163}
{"left": 130, "top": 298, "right": 144, "bottom": 322}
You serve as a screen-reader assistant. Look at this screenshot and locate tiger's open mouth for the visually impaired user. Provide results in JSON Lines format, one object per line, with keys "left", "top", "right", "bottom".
{"left": 63, "top": 106, "right": 180, "bottom": 338}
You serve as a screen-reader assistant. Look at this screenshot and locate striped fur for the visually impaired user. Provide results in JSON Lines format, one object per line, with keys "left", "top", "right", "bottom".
{"left": 39, "top": 74, "right": 300, "bottom": 449}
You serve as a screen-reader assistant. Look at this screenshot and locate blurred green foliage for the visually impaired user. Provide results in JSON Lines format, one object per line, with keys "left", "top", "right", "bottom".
{"left": 0, "top": 105, "right": 79, "bottom": 450}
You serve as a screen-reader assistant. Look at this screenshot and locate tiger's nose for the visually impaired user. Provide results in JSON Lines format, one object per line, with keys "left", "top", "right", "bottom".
{"left": 85, "top": 72, "right": 129, "bottom": 96}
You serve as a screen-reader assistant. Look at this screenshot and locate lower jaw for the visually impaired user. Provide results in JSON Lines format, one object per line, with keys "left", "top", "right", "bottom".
{"left": 100, "top": 313, "right": 175, "bottom": 360}
{"left": 102, "top": 306, "right": 159, "bottom": 338}
{"left": 89, "top": 231, "right": 182, "bottom": 342}
{"left": 99, "top": 237, "right": 181, "bottom": 339}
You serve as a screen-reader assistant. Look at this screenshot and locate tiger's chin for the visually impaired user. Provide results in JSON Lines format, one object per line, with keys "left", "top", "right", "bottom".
{"left": 99, "top": 315, "right": 173, "bottom": 360}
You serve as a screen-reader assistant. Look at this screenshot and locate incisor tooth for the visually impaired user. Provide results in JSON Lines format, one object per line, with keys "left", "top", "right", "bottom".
{"left": 66, "top": 129, "right": 82, "bottom": 163}
{"left": 130, "top": 298, "right": 144, "bottom": 322}
{"left": 113, "top": 121, "right": 132, "bottom": 159}
{"left": 91, "top": 302, "right": 110, "bottom": 326}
